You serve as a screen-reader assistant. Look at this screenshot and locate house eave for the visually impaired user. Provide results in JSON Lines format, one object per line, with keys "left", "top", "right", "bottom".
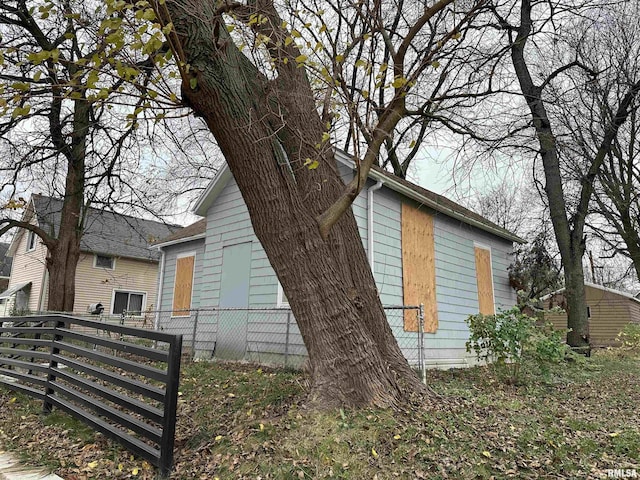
{"left": 151, "top": 233, "right": 206, "bottom": 250}
{"left": 193, "top": 167, "right": 233, "bottom": 216}
{"left": 334, "top": 151, "right": 525, "bottom": 244}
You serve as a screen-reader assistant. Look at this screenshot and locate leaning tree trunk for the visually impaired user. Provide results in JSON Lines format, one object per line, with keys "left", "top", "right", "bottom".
{"left": 165, "top": 1, "right": 424, "bottom": 407}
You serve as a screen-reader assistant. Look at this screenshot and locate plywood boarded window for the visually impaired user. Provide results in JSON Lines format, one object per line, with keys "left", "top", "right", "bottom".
{"left": 173, "top": 255, "right": 195, "bottom": 316}
{"left": 474, "top": 246, "right": 495, "bottom": 315}
{"left": 401, "top": 203, "right": 438, "bottom": 332}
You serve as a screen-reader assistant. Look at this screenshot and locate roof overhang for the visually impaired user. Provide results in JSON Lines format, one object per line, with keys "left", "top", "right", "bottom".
{"left": 193, "top": 167, "right": 233, "bottom": 217}
{"left": 152, "top": 233, "right": 207, "bottom": 250}
{"left": 192, "top": 151, "right": 525, "bottom": 244}
{"left": 334, "top": 151, "right": 524, "bottom": 244}
{"left": 0, "top": 281, "right": 31, "bottom": 299}
{"left": 542, "top": 282, "right": 640, "bottom": 305}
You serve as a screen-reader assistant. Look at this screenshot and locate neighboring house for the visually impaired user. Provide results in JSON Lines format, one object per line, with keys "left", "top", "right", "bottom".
{"left": 1, "top": 195, "right": 178, "bottom": 316}
{"left": 0, "top": 243, "right": 12, "bottom": 292}
{"left": 542, "top": 282, "right": 640, "bottom": 347}
{"left": 153, "top": 151, "right": 524, "bottom": 368}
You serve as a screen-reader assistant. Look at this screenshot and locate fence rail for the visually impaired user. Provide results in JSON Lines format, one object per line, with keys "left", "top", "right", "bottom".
{"left": 0, "top": 315, "right": 182, "bottom": 477}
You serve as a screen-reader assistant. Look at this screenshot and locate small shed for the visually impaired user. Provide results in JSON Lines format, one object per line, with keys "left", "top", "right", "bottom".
{"left": 542, "top": 283, "right": 640, "bottom": 347}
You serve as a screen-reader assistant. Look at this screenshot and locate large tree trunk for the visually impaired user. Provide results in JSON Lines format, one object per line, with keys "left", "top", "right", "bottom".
{"left": 166, "top": 1, "right": 424, "bottom": 407}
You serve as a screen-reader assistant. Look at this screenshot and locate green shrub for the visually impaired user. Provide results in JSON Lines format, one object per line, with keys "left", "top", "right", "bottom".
{"left": 465, "top": 307, "right": 569, "bottom": 383}
{"left": 617, "top": 323, "right": 640, "bottom": 351}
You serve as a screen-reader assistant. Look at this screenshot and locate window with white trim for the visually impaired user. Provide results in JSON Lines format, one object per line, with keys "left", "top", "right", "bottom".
{"left": 94, "top": 254, "right": 115, "bottom": 270}
{"left": 277, "top": 282, "right": 289, "bottom": 308}
{"left": 26, "top": 230, "right": 36, "bottom": 252}
{"left": 112, "top": 290, "right": 146, "bottom": 315}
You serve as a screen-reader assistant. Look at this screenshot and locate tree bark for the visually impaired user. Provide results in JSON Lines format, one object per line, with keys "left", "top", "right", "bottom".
{"left": 44, "top": 97, "right": 88, "bottom": 312}
{"left": 164, "top": 1, "right": 424, "bottom": 407}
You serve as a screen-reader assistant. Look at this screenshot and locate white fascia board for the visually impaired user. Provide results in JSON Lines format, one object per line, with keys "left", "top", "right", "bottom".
{"left": 192, "top": 164, "right": 233, "bottom": 216}
{"left": 151, "top": 233, "right": 206, "bottom": 250}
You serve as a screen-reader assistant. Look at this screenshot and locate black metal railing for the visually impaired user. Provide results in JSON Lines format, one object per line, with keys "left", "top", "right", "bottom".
{"left": 0, "top": 315, "right": 182, "bottom": 477}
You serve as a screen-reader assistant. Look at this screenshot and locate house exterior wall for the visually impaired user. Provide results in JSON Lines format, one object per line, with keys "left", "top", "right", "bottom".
{"left": 7, "top": 228, "right": 47, "bottom": 312}
{"left": 172, "top": 172, "right": 516, "bottom": 367}
{"left": 543, "top": 285, "right": 639, "bottom": 347}
{"left": 69, "top": 253, "right": 160, "bottom": 315}
{"left": 156, "top": 239, "right": 205, "bottom": 312}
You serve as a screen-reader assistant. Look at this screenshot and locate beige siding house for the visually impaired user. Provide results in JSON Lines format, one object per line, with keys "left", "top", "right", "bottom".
{"left": 1, "top": 195, "right": 177, "bottom": 316}
{"left": 543, "top": 283, "right": 640, "bottom": 347}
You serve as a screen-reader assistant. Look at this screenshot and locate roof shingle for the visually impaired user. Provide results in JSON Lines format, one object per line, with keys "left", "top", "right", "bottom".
{"left": 32, "top": 195, "right": 179, "bottom": 261}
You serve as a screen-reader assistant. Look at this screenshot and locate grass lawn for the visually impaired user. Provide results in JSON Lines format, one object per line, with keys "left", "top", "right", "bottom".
{"left": 0, "top": 349, "right": 638, "bottom": 479}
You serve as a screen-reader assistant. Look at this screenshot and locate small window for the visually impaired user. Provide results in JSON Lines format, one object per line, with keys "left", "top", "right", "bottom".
{"left": 112, "top": 291, "right": 145, "bottom": 315}
{"left": 587, "top": 306, "right": 591, "bottom": 318}
{"left": 94, "top": 254, "right": 115, "bottom": 270}
{"left": 26, "top": 230, "right": 36, "bottom": 252}
{"left": 277, "top": 282, "right": 289, "bottom": 308}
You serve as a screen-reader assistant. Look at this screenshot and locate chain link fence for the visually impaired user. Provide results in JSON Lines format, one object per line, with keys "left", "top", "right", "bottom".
{"left": 2, "top": 305, "right": 430, "bottom": 381}
{"left": 149, "top": 305, "right": 429, "bottom": 381}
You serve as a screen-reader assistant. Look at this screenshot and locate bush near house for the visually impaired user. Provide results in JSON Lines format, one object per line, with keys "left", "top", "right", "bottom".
{"left": 465, "top": 308, "right": 570, "bottom": 383}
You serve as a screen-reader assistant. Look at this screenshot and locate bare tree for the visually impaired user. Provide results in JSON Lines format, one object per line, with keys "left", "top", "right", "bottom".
{"left": 487, "top": 0, "right": 640, "bottom": 350}
{"left": 0, "top": 0, "right": 214, "bottom": 310}
{"left": 589, "top": 108, "right": 640, "bottom": 283}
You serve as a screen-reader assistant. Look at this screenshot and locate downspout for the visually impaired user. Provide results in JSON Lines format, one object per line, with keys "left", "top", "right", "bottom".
{"left": 367, "top": 180, "right": 384, "bottom": 271}
{"left": 154, "top": 247, "right": 166, "bottom": 331}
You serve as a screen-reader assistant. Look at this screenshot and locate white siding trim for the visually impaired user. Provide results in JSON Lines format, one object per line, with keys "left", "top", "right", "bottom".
{"left": 276, "top": 282, "right": 289, "bottom": 308}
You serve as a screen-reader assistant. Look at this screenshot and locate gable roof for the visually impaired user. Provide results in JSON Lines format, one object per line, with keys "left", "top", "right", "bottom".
{"left": 193, "top": 150, "right": 525, "bottom": 244}
{"left": 0, "top": 242, "right": 12, "bottom": 277}
{"left": 16, "top": 195, "right": 179, "bottom": 261}
{"left": 152, "top": 218, "right": 206, "bottom": 248}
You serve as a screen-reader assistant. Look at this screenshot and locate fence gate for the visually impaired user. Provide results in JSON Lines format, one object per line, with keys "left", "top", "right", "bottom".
{"left": 0, "top": 315, "right": 182, "bottom": 477}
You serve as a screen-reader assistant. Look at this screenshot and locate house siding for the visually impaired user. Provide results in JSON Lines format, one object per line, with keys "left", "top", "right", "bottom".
{"left": 368, "top": 189, "right": 516, "bottom": 366}
{"left": 157, "top": 239, "right": 205, "bottom": 312}
{"left": 7, "top": 227, "right": 48, "bottom": 312}
{"left": 185, "top": 174, "right": 516, "bottom": 367}
{"left": 70, "top": 253, "right": 160, "bottom": 315}
{"left": 543, "top": 285, "right": 639, "bottom": 347}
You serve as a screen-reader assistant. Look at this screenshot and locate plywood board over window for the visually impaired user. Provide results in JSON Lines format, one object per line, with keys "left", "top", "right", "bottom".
{"left": 474, "top": 246, "right": 495, "bottom": 315}
{"left": 401, "top": 203, "right": 438, "bottom": 333}
{"left": 173, "top": 255, "right": 195, "bottom": 316}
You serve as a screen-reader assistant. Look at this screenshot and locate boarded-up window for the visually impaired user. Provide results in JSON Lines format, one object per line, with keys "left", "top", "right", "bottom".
{"left": 474, "top": 246, "right": 495, "bottom": 315}
{"left": 401, "top": 203, "right": 438, "bottom": 332}
{"left": 173, "top": 255, "right": 195, "bottom": 316}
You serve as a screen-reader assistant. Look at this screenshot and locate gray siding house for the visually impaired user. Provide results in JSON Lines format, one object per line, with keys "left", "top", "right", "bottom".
{"left": 153, "top": 151, "right": 523, "bottom": 368}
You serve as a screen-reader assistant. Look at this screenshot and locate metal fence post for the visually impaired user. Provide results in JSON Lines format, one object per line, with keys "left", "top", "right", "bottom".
{"left": 191, "top": 310, "right": 199, "bottom": 361}
{"left": 419, "top": 304, "right": 426, "bottom": 385}
{"left": 284, "top": 310, "right": 292, "bottom": 368}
